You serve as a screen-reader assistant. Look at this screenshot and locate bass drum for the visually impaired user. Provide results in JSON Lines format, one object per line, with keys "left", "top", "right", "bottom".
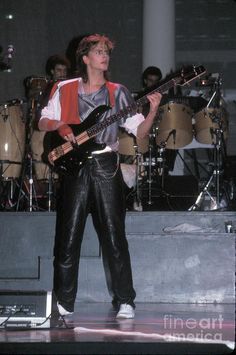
{"left": 31, "top": 128, "right": 57, "bottom": 180}
{"left": 194, "top": 107, "right": 228, "bottom": 144}
{"left": 0, "top": 101, "right": 25, "bottom": 178}
{"left": 156, "top": 102, "right": 193, "bottom": 149}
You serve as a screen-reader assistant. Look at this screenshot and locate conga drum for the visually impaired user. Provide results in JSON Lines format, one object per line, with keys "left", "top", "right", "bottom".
{"left": 0, "top": 101, "right": 25, "bottom": 178}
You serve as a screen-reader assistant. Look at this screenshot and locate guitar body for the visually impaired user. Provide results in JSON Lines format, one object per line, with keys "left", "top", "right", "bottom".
{"left": 42, "top": 105, "right": 109, "bottom": 176}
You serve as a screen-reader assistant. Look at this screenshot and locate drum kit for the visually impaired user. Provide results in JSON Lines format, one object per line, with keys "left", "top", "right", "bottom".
{"left": 0, "top": 72, "right": 230, "bottom": 211}
{"left": 119, "top": 75, "right": 230, "bottom": 211}
{"left": 0, "top": 76, "right": 58, "bottom": 212}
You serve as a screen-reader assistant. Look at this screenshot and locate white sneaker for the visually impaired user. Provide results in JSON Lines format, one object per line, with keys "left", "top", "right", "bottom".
{"left": 116, "top": 304, "right": 135, "bottom": 319}
{"left": 57, "top": 302, "right": 73, "bottom": 316}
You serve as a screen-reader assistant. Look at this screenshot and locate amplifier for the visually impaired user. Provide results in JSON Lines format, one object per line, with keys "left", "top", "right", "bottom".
{"left": 0, "top": 290, "right": 52, "bottom": 329}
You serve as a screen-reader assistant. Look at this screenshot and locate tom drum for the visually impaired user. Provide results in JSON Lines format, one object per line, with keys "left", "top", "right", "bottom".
{"left": 156, "top": 102, "right": 193, "bottom": 149}
{"left": 194, "top": 107, "right": 228, "bottom": 144}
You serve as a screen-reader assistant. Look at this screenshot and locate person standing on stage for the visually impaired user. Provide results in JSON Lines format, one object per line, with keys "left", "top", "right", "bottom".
{"left": 38, "top": 34, "right": 162, "bottom": 318}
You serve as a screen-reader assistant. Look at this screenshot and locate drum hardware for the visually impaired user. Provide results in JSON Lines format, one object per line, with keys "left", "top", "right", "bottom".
{"left": 139, "top": 124, "right": 172, "bottom": 207}
{"left": 47, "top": 169, "right": 53, "bottom": 212}
{"left": 0, "top": 178, "right": 14, "bottom": 211}
{"left": 143, "top": 126, "right": 160, "bottom": 206}
{"left": 188, "top": 73, "right": 231, "bottom": 211}
{"left": 154, "top": 130, "right": 177, "bottom": 190}
{"left": 133, "top": 149, "right": 143, "bottom": 211}
{"left": 189, "top": 111, "right": 228, "bottom": 211}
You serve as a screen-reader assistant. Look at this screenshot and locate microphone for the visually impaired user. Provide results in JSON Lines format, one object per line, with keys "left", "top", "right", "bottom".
{"left": 7, "top": 44, "right": 14, "bottom": 58}
{"left": 6, "top": 44, "right": 14, "bottom": 70}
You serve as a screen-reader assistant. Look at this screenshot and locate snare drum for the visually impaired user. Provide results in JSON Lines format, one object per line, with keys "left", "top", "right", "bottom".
{"left": 118, "top": 130, "right": 149, "bottom": 155}
{"left": 156, "top": 102, "right": 193, "bottom": 149}
{"left": 194, "top": 107, "right": 228, "bottom": 144}
{"left": 0, "top": 101, "right": 25, "bottom": 178}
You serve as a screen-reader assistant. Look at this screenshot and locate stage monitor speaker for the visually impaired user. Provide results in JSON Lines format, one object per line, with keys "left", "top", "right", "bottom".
{"left": 0, "top": 290, "right": 52, "bottom": 329}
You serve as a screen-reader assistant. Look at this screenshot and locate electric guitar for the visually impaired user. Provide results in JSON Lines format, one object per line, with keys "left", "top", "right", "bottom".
{"left": 42, "top": 65, "right": 206, "bottom": 176}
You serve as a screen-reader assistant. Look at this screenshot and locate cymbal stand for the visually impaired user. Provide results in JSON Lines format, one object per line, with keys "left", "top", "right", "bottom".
{"left": 146, "top": 127, "right": 157, "bottom": 206}
{"left": 133, "top": 146, "right": 143, "bottom": 211}
{"left": 28, "top": 150, "right": 38, "bottom": 212}
{"left": 47, "top": 168, "right": 53, "bottom": 212}
{"left": 156, "top": 142, "right": 166, "bottom": 190}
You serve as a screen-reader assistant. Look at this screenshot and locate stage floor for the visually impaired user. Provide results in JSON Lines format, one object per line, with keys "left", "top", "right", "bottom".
{"left": 0, "top": 302, "right": 235, "bottom": 354}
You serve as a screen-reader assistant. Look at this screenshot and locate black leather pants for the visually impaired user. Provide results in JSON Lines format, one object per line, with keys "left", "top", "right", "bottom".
{"left": 53, "top": 152, "right": 136, "bottom": 311}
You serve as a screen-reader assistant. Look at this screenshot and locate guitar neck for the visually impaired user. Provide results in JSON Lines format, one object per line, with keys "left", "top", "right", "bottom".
{"left": 135, "top": 78, "right": 178, "bottom": 107}
{"left": 85, "top": 78, "right": 179, "bottom": 139}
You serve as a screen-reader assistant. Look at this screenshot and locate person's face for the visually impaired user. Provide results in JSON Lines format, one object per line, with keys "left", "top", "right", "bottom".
{"left": 144, "top": 74, "right": 160, "bottom": 88}
{"left": 83, "top": 42, "right": 110, "bottom": 72}
{"left": 51, "top": 64, "right": 67, "bottom": 80}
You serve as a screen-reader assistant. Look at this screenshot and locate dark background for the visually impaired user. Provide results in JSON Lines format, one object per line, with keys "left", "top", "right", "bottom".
{"left": 0, "top": 0, "right": 143, "bottom": 101}
{"left": 1, "top": 0, "right": 236, "bottom": 99}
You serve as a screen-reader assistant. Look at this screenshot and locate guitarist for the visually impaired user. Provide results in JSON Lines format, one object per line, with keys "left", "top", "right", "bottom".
{"left": 38, "top": 34, "right": 162, "bottom": 319}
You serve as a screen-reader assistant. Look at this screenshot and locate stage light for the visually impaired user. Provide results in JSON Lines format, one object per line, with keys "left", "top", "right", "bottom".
{"left": 5, "top": 14, "right": 14, "bottom": 20}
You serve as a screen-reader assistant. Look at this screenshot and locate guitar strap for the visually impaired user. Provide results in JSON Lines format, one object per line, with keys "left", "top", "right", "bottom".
{"left": 105, "top": 81, "right": 117, "bottom": 108}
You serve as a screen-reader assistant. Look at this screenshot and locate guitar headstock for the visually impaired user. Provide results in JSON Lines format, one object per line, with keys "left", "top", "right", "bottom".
{"left": 172, "top": 65, "right": 206, "bottom": 87}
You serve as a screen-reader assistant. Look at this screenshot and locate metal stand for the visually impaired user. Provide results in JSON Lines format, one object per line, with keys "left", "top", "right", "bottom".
{"left": 189, "top": 104, "right": 227, "bottom": 211}
{"left": 16, "top": 100, "right": 39, "bottom": 211}
{"left": 47, "top": 168, "right": 54, "bottom": 212}
{"left": 0, "top": 161, "right": 24, "bottom": 210}
{"left": 146, "top": 126, "right": 157, "bottom": 206}
{"left": 134, "top": 127, "right": 173, "bottom": 209}
{"left": 132, "top": 148, "right": 143, "bottom": 211}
